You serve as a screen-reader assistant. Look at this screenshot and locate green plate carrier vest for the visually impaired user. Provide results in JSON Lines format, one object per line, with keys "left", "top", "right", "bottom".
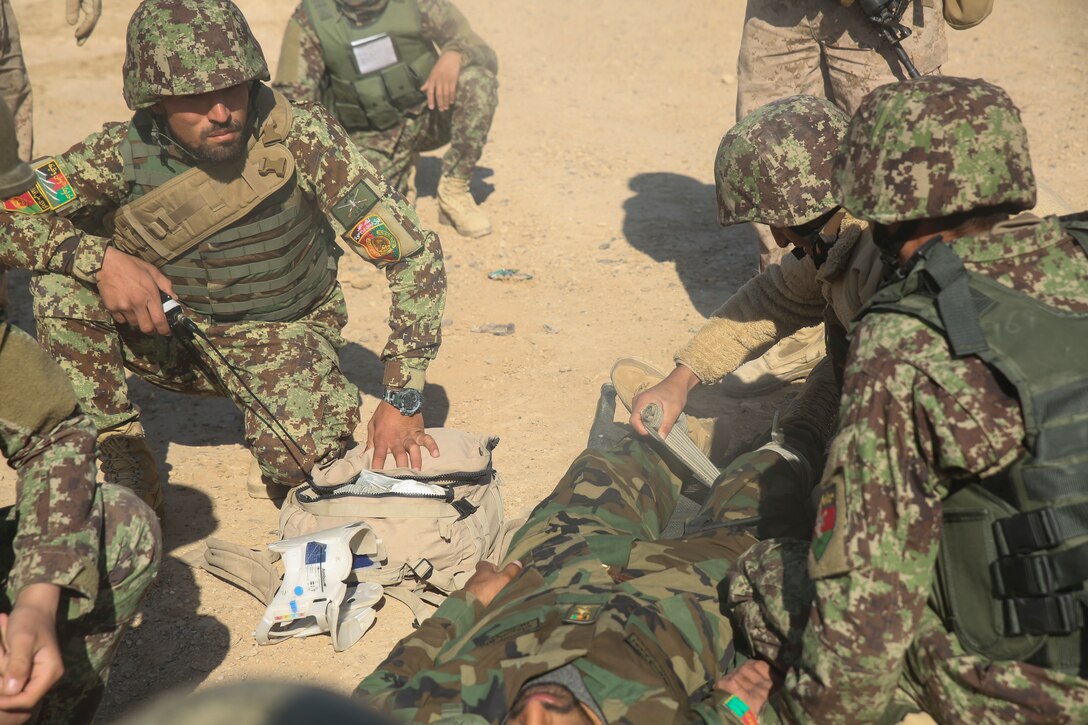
{"left": 856, "top": 218, "right": 1088, "bottom": 675}
{"left": 117, "top": 88, "right": 337, "bottom": 323}
{"left": 306, "top": 0, "right": 438, "bottom": 132}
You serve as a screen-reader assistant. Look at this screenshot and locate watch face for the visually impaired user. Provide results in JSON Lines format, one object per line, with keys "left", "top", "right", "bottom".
{"left": 387, "top": 388, "right": 423, "bottom": 415}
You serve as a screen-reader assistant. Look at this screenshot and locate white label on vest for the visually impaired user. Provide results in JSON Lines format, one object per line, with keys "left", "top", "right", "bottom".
{"left": 350, "top": 33, "right": 398, "bottom": 75}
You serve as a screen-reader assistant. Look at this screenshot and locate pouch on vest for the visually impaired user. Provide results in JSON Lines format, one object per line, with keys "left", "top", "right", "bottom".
{"left": 112, "top": 90, "right": 296, "bottom": 268}
{"left": 283, "top": 428, "right": 508, "bottom": 623}
{"left": 944, "top": 0, "right": 994, "bottom": 29}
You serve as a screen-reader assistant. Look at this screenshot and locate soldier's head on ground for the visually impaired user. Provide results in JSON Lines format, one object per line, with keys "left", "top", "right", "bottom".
{"left": 504, "top": 683, "right": 599, "bottom": 725}
{"left": 123, "top": 0, "right": 270, "bottom": 162}
{"left": 715, "top": 95, "right": 849, "bottom": 256}
{"left": 834, "top": 76, "right": 1036, "bottom": 263}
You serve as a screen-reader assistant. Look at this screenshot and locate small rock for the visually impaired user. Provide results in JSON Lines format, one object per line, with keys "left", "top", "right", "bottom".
{"left": 350, "top": 278, "right": 372, "bottom": 290}
{"left": 558, "top": 366, "right": 572, "bottom": 373}
{"left": 543, "top": 323, "right": 559, "bottom": 334}
{"left": 598, "top": 242, "right": 611, "bottom": 250}
{"left": 471, "top": 323, "right": 516, "bottom": 336}
{"left": 441, "top": 317, "right": 454, "bottom": 328}
{"left": 721, "top": 73, "right": 736, "bottom": 85}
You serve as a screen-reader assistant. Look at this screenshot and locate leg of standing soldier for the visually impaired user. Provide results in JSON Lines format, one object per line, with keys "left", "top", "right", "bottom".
{"left": 0, "top": 0, "right": 32, "bottom": 161}
{"left": 191, "top": 285, "right": 361, "bottom": 489}
{"left": 820, "top": 0, "right": 947, "bottom": 115}
{"left": 2, "top": 484, "right": 160, "bottom": 724}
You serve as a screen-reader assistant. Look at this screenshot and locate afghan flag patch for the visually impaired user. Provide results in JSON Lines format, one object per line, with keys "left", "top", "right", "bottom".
{"left": 348, "top": 213, "right": 402, "bottom": 262}
{"left": 2, "top": 157, "right": 77, "bottom": 214}
{"left": 811, "top": 485, "right": 837, "bottom": 561}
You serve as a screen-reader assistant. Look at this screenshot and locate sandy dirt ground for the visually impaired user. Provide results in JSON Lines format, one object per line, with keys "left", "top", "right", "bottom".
{"left": 1, "top": 0, "right": 1086, "bottom": 719}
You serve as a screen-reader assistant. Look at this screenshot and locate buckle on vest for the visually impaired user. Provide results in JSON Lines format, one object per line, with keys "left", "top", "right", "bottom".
{"left": 259, "top": 156, "right": 288, "bottom": 178}
{"left": 1004, "top": 592, "right": 1086, "bottom": 636}
{"left": 147, "top": 211, "right": 172, "bottom": 240}
{"left": 994, "top": 507, "right": 1060, "bottom": 556}
{"left": 994, "top": 553, "right": 1056, "bottom": 597}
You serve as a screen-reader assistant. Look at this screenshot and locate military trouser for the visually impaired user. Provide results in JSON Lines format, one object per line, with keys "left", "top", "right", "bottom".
{"left": 30, "top": 273, "right": 361, "bottom": 487}
{"left": 1, "top": 484, "right": 160, "bottom": 724}
{"left": 504, "top": 436, "right": 811, "bottom": 664}
{"left": 736, "top": 0, "right": 947, "bottom": 271}
{"left": 0, "top": 0, "right": 31, "bottom": 161}
{"left": 349, "top": 64, "right": 498, "bottom": 195}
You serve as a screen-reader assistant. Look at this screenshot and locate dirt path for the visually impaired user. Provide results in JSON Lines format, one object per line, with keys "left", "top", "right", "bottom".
{"left": 2, "top": 0, "right": 1085, "bottom": 719}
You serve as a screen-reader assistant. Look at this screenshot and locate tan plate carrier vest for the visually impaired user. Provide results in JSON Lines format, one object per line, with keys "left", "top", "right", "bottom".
{"left": 112, "top": 86, "right": 337, "bottom": 322}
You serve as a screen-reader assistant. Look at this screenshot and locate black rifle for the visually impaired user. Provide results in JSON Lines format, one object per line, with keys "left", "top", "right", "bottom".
{"left": 859, "top": 0, "right": 921, "bottom": 79}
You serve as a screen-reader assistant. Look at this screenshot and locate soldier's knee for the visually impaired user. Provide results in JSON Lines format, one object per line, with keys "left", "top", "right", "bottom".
{"left": 456, "top": 65, "right": 498, "bottom": 103}
{"left": 100, "top": 484, "right": 162, "bottom": 596}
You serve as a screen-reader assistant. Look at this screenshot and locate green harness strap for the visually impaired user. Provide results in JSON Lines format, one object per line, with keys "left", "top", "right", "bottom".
{"left": 857, "top": 228, "right": 1088, "bottom": 675}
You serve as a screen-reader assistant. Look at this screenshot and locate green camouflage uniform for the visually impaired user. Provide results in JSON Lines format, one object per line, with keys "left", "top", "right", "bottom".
{"left": 7, "top": 0, "right": 446, "bottom": 487}
{"left": 274, "top": 0, "right": 498, "bottom": 194}
{"left": 355, "top": 436, "right": 814, "bottom": 723}
{"left": 0, "top": 322, "right": 160, "bottom": 724}
{"left": 725, "top": 78, "right": 1088, "bottom": 722}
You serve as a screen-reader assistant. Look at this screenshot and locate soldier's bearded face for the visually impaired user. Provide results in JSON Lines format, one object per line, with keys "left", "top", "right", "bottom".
{"left": 157, "top": 83, "right": 250, "bottom": 163}
{"left": 505, "top": 683, "right": 599, "bottom": 725}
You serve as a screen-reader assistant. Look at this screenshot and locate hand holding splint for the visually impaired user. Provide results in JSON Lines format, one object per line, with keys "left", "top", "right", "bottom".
{"left": 420, "top": 51, "right": 462, "bottom": 112}
{"left": 630, "top": 364, "right": 701, "bottom": 438}
{"left": 0, "top": 584, "right": 63, "bottom": 724}
{"left": 66, "top": 0, "right": 102, "bottom": 46}
{"left": 366, "top": 403, "right": 440, "bottom": 471}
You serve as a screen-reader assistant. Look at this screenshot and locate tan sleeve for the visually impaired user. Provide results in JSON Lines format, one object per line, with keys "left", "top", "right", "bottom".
{"left": 675, "top": 253, "right": 826, "bottom": 383}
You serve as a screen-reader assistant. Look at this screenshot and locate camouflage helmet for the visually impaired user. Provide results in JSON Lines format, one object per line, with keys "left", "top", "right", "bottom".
{"left": 715, "top": 96, "right": 849, "bottom": 228}
{"left": 122, "top": 0, "right": 270, "bottom": 111}
{"left": 833, "top": 76, "right": 1036, "bottom": 224}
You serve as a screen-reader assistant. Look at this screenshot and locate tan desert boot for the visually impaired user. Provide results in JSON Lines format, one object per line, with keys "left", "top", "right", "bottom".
{"left": 437, "top": 176, "right": 491, "bottom": 238}
{"left": 97, "top": 421, "right": 164, "bottom": 519}
{"left": 720, "top": 323, "right": 826, "bottom": 397}
{"left": 609, "top": 357, "right": 715, "bottom": 455}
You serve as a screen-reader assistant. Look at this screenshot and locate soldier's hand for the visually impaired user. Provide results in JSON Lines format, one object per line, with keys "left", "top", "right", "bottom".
{"left": 714, "top": 659, "right": 781, "bottom": 717}
{"left": 464, "top": 561, "right": 522, "bottom": 608}
{"left": 630, "top": 364, "right": 700, "bottom": 438}
{"left": 0, "top": 584, "right": 63, "bottom": 722}
{"left": 66, "top": 0, "right": 102, "bottom": 46}
{"left": 366, "top": 403, "right": 440, "bottom": 470}
{"left": 420, "top": 51, "right": 462, "bottom": 112}
{"left": 96, "top": 247, "right": 176, "bottom": 335}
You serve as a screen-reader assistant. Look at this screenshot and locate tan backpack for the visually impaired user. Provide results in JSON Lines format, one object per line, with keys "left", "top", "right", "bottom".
{"left": 280, "top": 429, "right": 511, "bottom": 621}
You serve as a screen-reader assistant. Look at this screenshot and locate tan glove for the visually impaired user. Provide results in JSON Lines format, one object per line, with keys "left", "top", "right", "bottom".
{"left": 66, "top": 0, "right": 102, "bottom": 46}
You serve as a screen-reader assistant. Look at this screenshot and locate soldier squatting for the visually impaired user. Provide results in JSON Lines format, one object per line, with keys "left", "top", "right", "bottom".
{"left": 0, "top": 0, "right": 1085, "bottom": 723}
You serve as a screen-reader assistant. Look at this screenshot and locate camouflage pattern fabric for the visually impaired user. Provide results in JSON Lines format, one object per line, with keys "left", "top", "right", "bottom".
{"left": 725, "top": 217, "right": 1088, "bottom": 722}
{"left": 33, "top": 279, "right": 360, "bottom": 487}
{"left": 0, "top": 322, "right": 160, "bottom": 723}
{"left": 834, "top": 76, "right": 1036, "bottom": 225}
{"left": 355, "top": 437, "right": 808, "bottom": 723}
{"left": 275, "top": 0, "right": 498, "bottom": 193}
{"left": 715, "top": 96, "right": 849, "bottom": 228}
{"left": 734, "top": 0, "right": 946, "bottom": 270}
{"left": 19, "top": 87, "right": 443, "bottom": 388}
{"left": 122, "top": 0, "right": 270, "bottom": 110}
{"left": 0, "top": 0, "right": 31, "bottom": 160}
